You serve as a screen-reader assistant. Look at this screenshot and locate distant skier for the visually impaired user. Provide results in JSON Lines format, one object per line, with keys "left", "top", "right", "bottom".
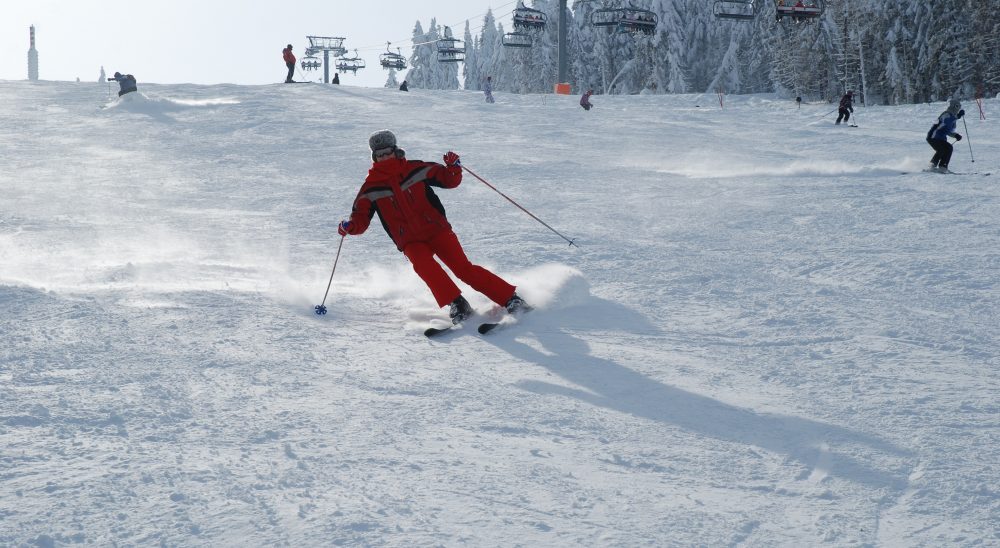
{"left": 399, "top": 80, "right": 408, "bottom": 92}
{"left": 336, "top": 130, "right": 530, "bottom": 324}
{"left": 484, "top": 76, "right": 495, "bottom": 103}
{"left": 580, "top": 89, "right": 594, "bottom": 111}
{"left": 926, "top": 99, "right": 964, "bottom": 173}
{"left": 107, "top": 72, "right": 137, "bottom": 97}
{"left": 835, "top": 90, "right": 854, "bottom": 125}
{"left": 332, "top": 73, "right": 340, "bottom": 85}
{"left": 282, "top": 44, "right": 296, "bottom": 83}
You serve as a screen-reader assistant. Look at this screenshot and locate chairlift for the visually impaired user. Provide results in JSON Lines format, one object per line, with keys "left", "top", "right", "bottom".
{"left": 590, "top": 6, "right": 624, "bottom": 27}
{"left": 512, "top": 3, "right": 547, "bottom": 30}
{"left": 617, "top": 8, "right": 657, "bottom": 34}
{"left": 502, "top": 32, "right": 534, "bottom": 48}
{"left": 774, "top": 0, "right": 824, "bottom": 22}
{"left": 436, "top": 26, "right": 465, "bottom": 63}
{"left": 590, "top": 4, "right": 657, "bottom": 34}
{"left": 714, "top": 0, "right": 756, "bottom": 21}
{"left": 336, "top": 50, "right": 366, "bottom": 74}
{"left": 300, "top": 55, "right": 322, "bottom": 71}
{"left": 379, "top": 43, "right": 407, "bottom": 70}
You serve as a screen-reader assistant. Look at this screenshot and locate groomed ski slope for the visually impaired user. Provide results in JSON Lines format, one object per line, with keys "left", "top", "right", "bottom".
{"left": 1, "top": 80, "right": 998, "bottom": 546}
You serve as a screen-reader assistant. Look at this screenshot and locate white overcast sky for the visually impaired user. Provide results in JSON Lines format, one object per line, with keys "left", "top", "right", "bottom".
{"left": 2, "top": 0, "right": 524, "bottom": 88}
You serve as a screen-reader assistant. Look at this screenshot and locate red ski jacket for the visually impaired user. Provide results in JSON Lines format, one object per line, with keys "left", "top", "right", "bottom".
{"left": 283, "top": 47, "right": 296, "bottom": 64}
{"left": 345, "top": 157, "right": 463, "bottom": 250}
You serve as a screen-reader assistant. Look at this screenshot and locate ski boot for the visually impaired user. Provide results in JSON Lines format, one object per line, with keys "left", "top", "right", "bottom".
{"left": 449, "top": 295, "right": 474, "bottom": 324}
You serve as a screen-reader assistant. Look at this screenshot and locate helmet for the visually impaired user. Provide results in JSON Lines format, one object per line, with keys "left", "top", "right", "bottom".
{"left": 286, "top": 44, "right": 293, "bottom": 49}
{"left": 114, "top": 72, "right": 121, "bottom": 78}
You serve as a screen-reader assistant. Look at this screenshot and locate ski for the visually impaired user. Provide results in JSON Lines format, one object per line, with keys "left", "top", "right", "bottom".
{"left": 424, "top": 325, "right": 458, "bottom": 337}
{"left": 922, "top": 169, "right": 990, "bottom": 176}
{"left": 477, "top": 322, "right": 503, "bottom": 335}
{"left": 478, "top": 306, "right": 533, "bottom": 335}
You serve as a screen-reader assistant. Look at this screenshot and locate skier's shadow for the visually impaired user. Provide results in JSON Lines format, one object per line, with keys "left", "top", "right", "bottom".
{"left": 484, "top": 307, "right": 912, "bottom": 491}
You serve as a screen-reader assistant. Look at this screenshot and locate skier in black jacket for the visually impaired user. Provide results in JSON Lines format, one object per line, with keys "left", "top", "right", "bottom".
{"left": 835, "top": 91, "right": 854, "bottom": 125}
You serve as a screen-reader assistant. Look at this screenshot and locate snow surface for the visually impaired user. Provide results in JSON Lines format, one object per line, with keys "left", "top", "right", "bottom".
{"left": 1, "top": 80, "right": 998, "bottom": 547}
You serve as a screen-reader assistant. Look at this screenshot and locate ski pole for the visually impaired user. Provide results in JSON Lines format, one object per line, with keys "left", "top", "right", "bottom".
{"left": 314, "top": 233, "right": 346, "bottom": 315}
{"left": 461, "top": 165, "right": 577, "bottom": 247}
{"left": 961, "top": 117, "right": 975, "bottom": 163}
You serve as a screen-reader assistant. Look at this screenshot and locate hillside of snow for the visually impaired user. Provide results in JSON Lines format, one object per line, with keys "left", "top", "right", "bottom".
{"left": 1, "top": 79, "right": 998, "bottom": 546}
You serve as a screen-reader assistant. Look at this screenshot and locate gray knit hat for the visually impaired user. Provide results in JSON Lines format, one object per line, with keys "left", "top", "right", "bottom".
{"left": 369, "top": 130, "right": 397, "bottom": 152}
{"left": 947, "top": 98, "right": 961, "bottom": 114}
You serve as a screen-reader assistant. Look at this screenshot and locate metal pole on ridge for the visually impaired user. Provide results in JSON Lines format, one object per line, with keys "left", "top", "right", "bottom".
{"left": 961, "top": 117, "right": 975, "bottom": 163}
{"left": 314, "top": 233, "right": 346, "bottom": 315}
{"left": 461, "top": 165, "right": 577, "bottom": 247}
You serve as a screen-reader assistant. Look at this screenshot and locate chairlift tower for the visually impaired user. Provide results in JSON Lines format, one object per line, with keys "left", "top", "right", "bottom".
{"left": 306, "top": 36, "right": 347, "bottom": 83}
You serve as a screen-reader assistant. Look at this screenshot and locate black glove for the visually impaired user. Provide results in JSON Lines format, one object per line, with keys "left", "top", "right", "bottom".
{"left": 954, "top": 134, "right": 962, "bottom": 141}
{"left": 957, "top": 109, "right": 965, "bottom": 119}
{"left": 849, "top": 107, "right": 854, "bottom": 113}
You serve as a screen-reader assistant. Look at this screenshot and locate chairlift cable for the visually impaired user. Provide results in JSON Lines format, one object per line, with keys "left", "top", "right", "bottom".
{"left": 349, "top": 1, "right": 520, "bottom": 54}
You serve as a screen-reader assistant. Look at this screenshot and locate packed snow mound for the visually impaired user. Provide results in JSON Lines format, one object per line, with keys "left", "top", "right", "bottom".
{"left": 1, "top": 79, "right": 998, "bottom": 547}
{"left": 103, "top": 91, "right": 239, "bottom": 112}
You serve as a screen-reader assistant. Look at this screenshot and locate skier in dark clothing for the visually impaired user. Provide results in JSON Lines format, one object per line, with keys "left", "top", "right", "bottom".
{"left": 332, "top": 73, "right": 340, "bottom": 84}
{"left": 927, "top": 99, "right": 964, "bottom": 173}
{"left": 337, "top": 130, "right": 530, "bottom": 324}
{"left": 108, "top": 72, "right": 137, "bottom": 97}
{"left": 399, "top": 80, "right": 408, "bottom": 91}
{"left": 580, "top": 89, "right": 594, "bottom": 111}
{"left": 835, "top": 91, "right": 854, "bottom": 125}
{"left": 282, "top": 44, "right": 296, "bottom": 83}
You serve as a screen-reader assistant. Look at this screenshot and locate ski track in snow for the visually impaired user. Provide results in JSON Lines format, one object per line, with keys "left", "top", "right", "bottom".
{"left": 1, "top": 80, "right": 999, "bottom": 546}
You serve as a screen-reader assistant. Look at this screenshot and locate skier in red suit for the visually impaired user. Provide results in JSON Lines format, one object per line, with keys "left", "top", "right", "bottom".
{"left": 338, "top": 130, "right": 530, "bottom": 324}
{"left": 282, "top": 44, "right": 296, "bottom": 83}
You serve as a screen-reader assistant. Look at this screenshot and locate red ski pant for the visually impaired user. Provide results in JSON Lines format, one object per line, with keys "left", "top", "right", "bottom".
{"left": 402, "top": 230, "right": 516, "bottom": 308}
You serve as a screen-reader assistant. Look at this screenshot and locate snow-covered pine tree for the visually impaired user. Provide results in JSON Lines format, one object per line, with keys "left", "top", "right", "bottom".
{"left": 463, "top": 21, "right": 481, "bottom": 90}
{"left": 477, "top": 9, "right": 500, "bottom": 90}
{"left": 406, "top": 21, "right": 433, "bottom": 89}
{"left": 385, "top": 69, "right": 399, "bottom": 89}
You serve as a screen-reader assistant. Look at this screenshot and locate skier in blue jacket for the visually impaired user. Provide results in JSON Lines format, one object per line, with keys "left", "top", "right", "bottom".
{"left": 108, "top": 72, "right": 137, "bottom": 97}
{"left": 927, "top": 99, "right": 964, "bottom": 173}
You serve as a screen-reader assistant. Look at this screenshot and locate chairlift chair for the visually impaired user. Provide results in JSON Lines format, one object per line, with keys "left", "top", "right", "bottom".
{"left": 502, "top": 32, "right": 534, "bottom": 48}
{"left": 379, "top": 43, "right": 407, "bottom": 70}
{"left": 590, "top": 6, "right": 624, "bottom": 27}
{"left": 336, "top": 50, "right": 366, "bottom": 74}
{"left": 436, "top": 27, "right": 465, "bottom": 63}
{"left": 512, "top": 3, "right": 547, "bottom": 30}
{"left": 617, "top": 8, "right": 658, "bottom": 34}
{"left": 774, "top": 0, "right": 824, "bottom": 21}
{"left": 300, "top": 55, "right": 322, "bottom": 71}
{"left": 714, "top": 0, "right": 757, "bottom": 21}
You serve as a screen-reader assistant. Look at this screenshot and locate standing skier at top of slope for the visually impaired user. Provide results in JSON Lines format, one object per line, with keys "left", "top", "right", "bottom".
{"left": 926, "top": 98, "right": 965, "bottom": 173}
{"left": 835, "top": 90, "right": 854, "bottom": 125}
{"left": 336, "top": 130, "right": 530, "bottom": 324}
{"left": 282, "top": 44, "right": 296, "bottom": 83}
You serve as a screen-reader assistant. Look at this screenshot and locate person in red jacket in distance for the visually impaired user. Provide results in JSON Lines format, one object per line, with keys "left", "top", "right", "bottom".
{"left": 338, "top": 130, "right": 530, "bottom": 324}
{"left": 282, "top": 44, "right": 296, "bottom": 83}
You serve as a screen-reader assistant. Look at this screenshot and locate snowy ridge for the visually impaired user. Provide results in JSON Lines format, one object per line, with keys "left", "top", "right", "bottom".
{"left": 1, "top": 80, "right": 998, "bottom": 546}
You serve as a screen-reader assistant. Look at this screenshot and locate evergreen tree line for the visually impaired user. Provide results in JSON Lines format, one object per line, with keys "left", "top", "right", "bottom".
{"left": 398, "top": 0, "right": 1000, "bottom": 104}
